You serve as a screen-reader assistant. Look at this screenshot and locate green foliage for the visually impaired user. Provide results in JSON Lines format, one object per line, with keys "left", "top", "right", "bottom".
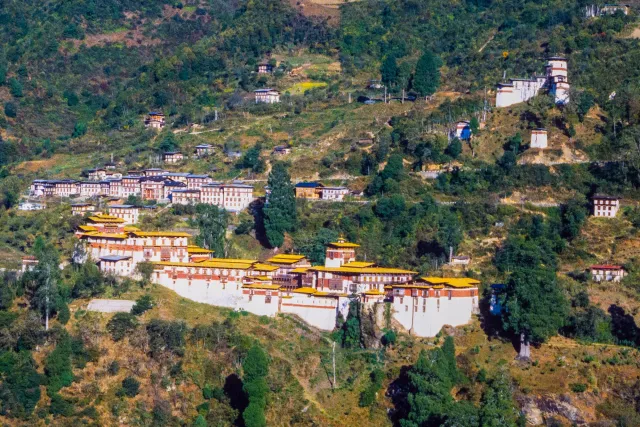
{"left": 500, "top": 267, "right": 568, "bottom": 346}
{"left": 194, "top": 204, "right": 229, "bottom": 256}
{"left": 3, "top": 102, "right": 17, "bottom": 118}
{"left": 146, "top": 319, "right": 187, "bottom": 358}
{"left": 158, "top": 133, "right": 179, "bottom": 152}
{"left": 263, "top": 163, "right": 297, "bottom": 248}
{"left": 340, "top": 299, "right": 362, "bottom": 349}
{"left": 8, "top": 78, "right": 23, "bottom": 97}
{"left": 57, "top": 301, "right": 70, "bottom": 325}
{"left": 120, "top": 376, "right": 141, "bottom": 397}
{"left": 0, "top": 351, "right": 42, "bottom": 418}
{"left": 570, "top": 383, "right": 587, "bottom": 393}
{"left": 72, "top": 122, "right": 87, "bottom": 138}
{"left": 107, "top": 312, "right": 138, "bottom": 342}
{"left": 413, "top": 51, "right": 441, "bottom": 97}
{"left": 479, "top": 369, "right": 521, "bottom": 427}
{"left": 560, "top": 199, "right": 588, "bottom": 240}
{"left": 242, "top": 344, "right": 269, "bottom": 427}
{"left": 239, "top": 143, "right": 266, "bottom": 173}
{"left": 135, "top": 261, "right": 155, "bottom": 285}
{"left": 72, "top": 261, "right": 105, "bottom": 298}
{"left": 359, "top": 368, "right": 384, "bottom": 407}
{"left": 381, "top": 54, "right": 399, "bottom": 88}
{"left": 49, "top": 392, "right": 74, "bottom": 416}
{"left": 132, "top": 294, "right": 154, "bottom": 316}
{"left": 446, "top": 138, "right": 462, "bottom": 159}
{"left": 44, "top": 333, "right": 74, "bottom": 394}
{"left": 295, "top": 228, "right": 339, "bottom": 265}
{"left": 193, "top": 414, "right": 207, "bottom": 427}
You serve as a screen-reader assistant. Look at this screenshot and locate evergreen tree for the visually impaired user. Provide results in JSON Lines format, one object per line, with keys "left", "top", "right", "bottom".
{"left": 194, "top": 204, "right": 228, "bottom": 256}
{"left": 413, "top": 51, "right": 442, "bottom": 98}
{"left": 263, "top": 163, "right": 296, "bottom": 248}
{"left": 0, "top": 350, "right": 42, "bottom": 418}
{"left": 4, "top": 102, "right": 17, "bottom": 118}
{"left": 9, "top": 78, "right": 23, "bottom": 98}
{"left": 381, "top": 54, "right": 399, "bottom": 88}
{"left": 44, "top": 333, "right": 74, "bottom": 394}
{"left": 446, "top": 138, "right": 462, "bottom": 159}
{"left": 479, "top": 370, "right": 521, "bottom": 427}
{"left": 500, "top": 268, "right": 568, "bottom": 359}
{"left": 242, "top": 345, "right": 269, "bottom": 427}
{"left": 341, "top": 299, "right": 362, "bottom": 348}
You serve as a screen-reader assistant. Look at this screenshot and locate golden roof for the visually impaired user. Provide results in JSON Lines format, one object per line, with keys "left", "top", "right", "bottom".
{"left": 290, "top": 287, "right": 341, "bottom": 297}
{"left": 328, "top": 241, "right": 360, "bottom": 249}
{"left": 88, "top": 216, "right": 125, "bottom": 223}
{"left": 363, "top": 289, "right": 385, "bottom": 296}
{"left": 81, "top": 232, "right": 128, "bottom": 239}
{"left": 248, "top": 275, "right": 272, "bottom": 281}
{"left": 309, "top": 266, "right": 417, "bottom": 275}
{"left": 78, "top": 225, "right": 97, "bottom": 231}
{"left": 252, "top": 263, "right": 279, "bottom": 272}
{"left": 419, "top": 277, "right": 480, "bottom": 288}
{"left": 342, "top": 261, "right": 375, "bottom": 268}
{"left": 290, "top": 267, "right": 309, "bottom": 274}
{"left": 187, "top": 246, "right": 214, "bottom": 254}
{"left": 243, "top": 283, "right": 281, "bottom": 290}
{"left": 131, "top": 231, "right": 191, "bottom": 238}
{"left": 267, "top": 254, "right": 306, "bottom": 264}
{"left": 123, "top": 226, "right": 140, "bottom": 232}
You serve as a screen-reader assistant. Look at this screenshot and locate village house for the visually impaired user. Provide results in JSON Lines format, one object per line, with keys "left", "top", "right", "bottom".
{"left": 586, "top": 4, "right": 630, "bottom": 16}
{"left": 496, "top": 57, "right": 569, "bottom": 107}
{"left": 590, "top": 264, "right": 626, "bottom": 282}
{"left": 29, "top": 179, "right": 80, "bottom": 198}
{"left": 171, "top": 189, "right": 201, "bottom": 205}
{"left": 592, "top": 194, "right": 620, "bottom": 218}
{"left": 162, "top": 172, "right": 190, "bottom": 184}
{"left": 121, "top": 176, "right": 142, "bottom": 198}
{"left": 186, "top": 174, "right": 212, "bottom": 190}
{"left": 254, "top": 88, "right": 280, "bottom": 104}
{"left": 257, "top": 63, "right": 274, "bottom": 74}
{"left": 321, "top": 187, "right": 349, "bottom": 201}
{"left": 450, "top": 255, "right": 471, "bottom": 266}
{"left": 71, "top": 203, "right": 95, "bottom": 216}
{"left": 140, "top": 177, "right": 168, "bottom": 201}
{"left": 530, "top": 129, "right": 548, "bottom": 149}
{"left": 107, "top": 178, "right": 122, "bottom": 197}
{"left": 195, "top": 144, "right": 214, "bottom": 158}
{"left": 163, "top": 180, "right": 188, "bottom": 199}
{"left": 200, "top": 182, "right": 254, "bottom": 212}
{"left": 453, "top": 121, "right": 472, "bottom": 140}
{"left": 79, "top": 181, "right": 104, "bottom": 198}
{"left": 144, "top": 168, "right": 166, "bottom": 177}
{"left": 295, "top": 182, "right": 323, "bottom": 199}
{"left": 144, "top": 111, "right": 165, "bottom": 130}
{"left": 273, "top": 145, "right": 291, "bottom": 155}
{"left": 99, "top": 255, "right": 134, "bottom": 277}
{"left": 163, "top": 152, "right": 184, "bottom": 164}
{"left": 87, "top": 168, "right": 107, "bottom": 181}
{"left": 108, "top": 205, "right": 140, "bottom": 225}
{"left": 21, "top": 256, "right": 39, "bottom": 273}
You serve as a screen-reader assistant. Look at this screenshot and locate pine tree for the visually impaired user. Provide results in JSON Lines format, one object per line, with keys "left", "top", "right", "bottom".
{"left": 194, "top": 204, "right": 229, "bottom": 256}
{"left": 380, "top": 54, "right": 399, "bottom": 88}
{"left": 242, "top": 345, "right": 269, "bottom": 427}
{"left": 263, "top": 162, "right": 296, "bottom": 248}
{"left": 413, "top": 51, "right": 442, "bottom": 98}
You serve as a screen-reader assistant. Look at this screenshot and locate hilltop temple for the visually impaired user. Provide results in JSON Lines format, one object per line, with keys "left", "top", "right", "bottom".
{"left": 77, "top": 218, "right": 480, "bottom": 337}
{"left": 496, "top": 57, "right": 570, "bottom": 107}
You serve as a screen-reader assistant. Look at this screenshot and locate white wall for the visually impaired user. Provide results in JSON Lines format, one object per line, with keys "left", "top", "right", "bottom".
{"left": 280, "top": 294, "right": 339, "bottom": 330}
{"left": 393, "top": 296, "right": 477, "bottom": 337}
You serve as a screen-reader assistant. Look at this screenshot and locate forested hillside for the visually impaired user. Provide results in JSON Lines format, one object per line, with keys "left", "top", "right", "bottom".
{"left": 2, "top": 0, "right": 640, "bottom": 426}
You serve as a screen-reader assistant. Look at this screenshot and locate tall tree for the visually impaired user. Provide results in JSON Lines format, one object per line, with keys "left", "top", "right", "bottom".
{"left": 242, "top": 345, "right": 269, "bottom": 427}
{"left": 380, "top": 54, "right": 399, "bottom": 88}
{"left": 500, "top": 267, "right": 568, "bottom": 359}
{"left": 479, "top": 370, "right": 521, "bottom": 427}
{"left": 413, "top": 51, "right": 442, "bottom": 98}
{"left": 194, "top": 204, "right": 228, "bottom": 256}
{"left": 263, "top": 163, "right": 296, "bottom": 248}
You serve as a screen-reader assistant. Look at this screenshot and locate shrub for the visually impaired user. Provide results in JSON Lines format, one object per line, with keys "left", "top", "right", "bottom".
{"left": 4, "top": 102, "right": 17, "bottom": 118}
{"left": 359, "top": 368, "right": 384, "bottom": 407}
{"left": 570, "top": 383, "right": 587, "bottom": 393}
{"left": 120, "top": 376, "right": 140, "bottom": 398}
{"left": 106, "top": 312, "right": 138, "bottom": 341}
{"left": 131, "top": 295, "right": 154, "bottom": 316}
{"left": 108, "top": 361, "right": 120, "bottom": 375}
{"left": 381, "top": 329, "right": 397, "bottom": 347}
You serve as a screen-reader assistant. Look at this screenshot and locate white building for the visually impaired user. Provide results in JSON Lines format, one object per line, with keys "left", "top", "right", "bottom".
{"left": 200, "top": 182, "right": 254, "bottom": 212}
{"left": 108, "top": 205, "right": 139, "bottom": 225}
{"left": 255, "top": 89, "right": 280, "bottom": 104}
{"left": 592, "top": 195, "right": 620, "bottom": 217}
{"left": 590, "top": 264, "right": 626, "bottom": 282}
{"left": 391, "top": 277, "right": 479, "bottom": 337}
{"left": 321, "top": 187, "right": 350, "bottom": 201}
{"left": 18, "top": 202, "right": 45, "bottom": 211}
{"left": 530, "top": 129, "right": 548, "bottom": 149}
{"left": 495, "top": 57, "right": 570, "bottom": 107}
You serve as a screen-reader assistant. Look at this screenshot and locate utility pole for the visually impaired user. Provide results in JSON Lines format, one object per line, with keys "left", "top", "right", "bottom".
{"left": 384, "top": 86, "right": 387, "bottom": 104}
{"left": 483, "top": 86, "right": 488, "bottom": 123}
{"left": 348, "top": 92, "right": 352, "bottom": 104}
{"left": 402, "top": 89, "right": 405, "bottom": 104}
{"left": 44, "top": 263, "right": 51, "bottom": 331}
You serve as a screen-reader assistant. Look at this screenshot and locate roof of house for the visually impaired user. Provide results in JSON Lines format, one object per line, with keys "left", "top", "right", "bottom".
{"left": 593, "top": 194, "right": 620, "bottom": 200}
{"left": 109, "top": 204, "right": 136, "bottom": 209}
{"left": 309, "top": 266, "right": 417, "bottom": 275}
{"left": 418, "top": 277, "right": 480, "bottom": 288}
{"left": 100, "top": 255, "right": 132, "bottom": 262}
{"left": 295, "top": 182, "right": 323, "bottom": 188}
{"left": 187, "top": 245, "right": 214, "bottom": 254}
{"left": 590, "top": 265, "right": 623, "bottom": 270}
{"left": 243, "top": 283, "right": 281, "bottom": 290}
{"left": 328, "top": 239, "right": 360, "bottom": 249}
{"left": 267, "top": 254, "right": 306, "bottom": 264}
{"left": 130, "top": 231, "right": 191, "bottom": 238}
{"left": 252, "top": 263, "right": 280, "bottom": 272}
